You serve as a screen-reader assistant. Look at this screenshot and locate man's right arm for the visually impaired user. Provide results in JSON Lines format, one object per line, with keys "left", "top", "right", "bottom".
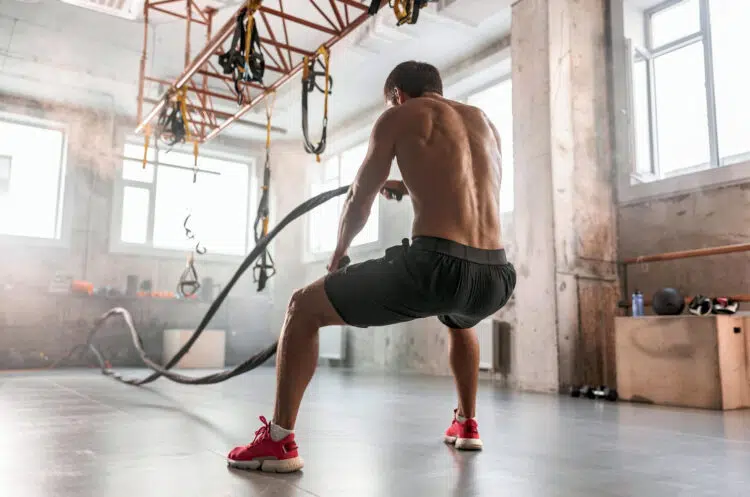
{"left": 380, "top": 179, "right": 408, "bottom": 200}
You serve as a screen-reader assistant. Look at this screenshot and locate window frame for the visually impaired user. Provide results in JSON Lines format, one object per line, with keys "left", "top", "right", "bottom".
{"left": 620, "top": 0, "right": 750, "bottom": 203}
{"left": 463, "top": 74, "right": 514, "bottom": 215}
{"left": 109, "top": 136, "right": 259, "bottom": 262}
{"left": 0, "top": 111, "right": 71, "bottom": 247}
{"left": 303, "top": 142, "right": 383, "bottom": 262}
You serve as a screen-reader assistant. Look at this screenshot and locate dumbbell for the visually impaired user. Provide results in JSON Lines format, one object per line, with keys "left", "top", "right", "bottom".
{"left": 570, "top": 385, "right": 618, "bottom": 402}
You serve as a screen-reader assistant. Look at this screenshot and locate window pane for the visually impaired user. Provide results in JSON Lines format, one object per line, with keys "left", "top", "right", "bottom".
{"left": 710, "top": 0, "right": 750, "bottom": 162}
{"left": 191, "top": 157, "right": 249, "bottom": 256}
{"left": 0, "top": 121, "right": 64, "bottom": 238}
{"left": 158, "top": 149, "right": 199, "bottom": 169}
{"left": 339, "top": 142, "right": 378, "bottom": 247}
{"left": 122, "top": 159, "right": 154, "bottom": 183}
{"left": 650, "top": 0, "right": 700, "bottom": 49}
{"left": 340, "top": 142, "right": 368, "bottom": 185}
{"left": 632, "top": 57, "right": 653, "bottom": 176}
{"left": 352, "top": 199, "right": 379, "bottom": 246}
{"left": 467, "top": 79, "right": 514, "bottom": 213}
{"left": 153, "top": 158, "right": 251, "bottom": 256}
{"left": 322, "top": 157, "right": 339, "bottom": 182}
{"left": 0, "top": 155, "right": 10, "bottom": 193}
{"left": 123, "top": 143, "right": 154, "bottom": 162}
{"left": 652, "top": 42, "right": 710, "bottom": 175}
{"left": 308, "top": 180, "right": 340, "bottom": 254}
{"left": 121, "top": 186, "right": 149, "bottom": 243}
{"left": 152, "top": 165, "right": 194, "bottom": 251}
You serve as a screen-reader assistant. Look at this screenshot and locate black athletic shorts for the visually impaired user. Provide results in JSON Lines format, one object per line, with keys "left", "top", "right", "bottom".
{"left": 324, "top": 236, "right": 516, "bottom": 329}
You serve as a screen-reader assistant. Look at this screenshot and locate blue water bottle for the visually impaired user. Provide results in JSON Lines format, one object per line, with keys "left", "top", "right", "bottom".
{"left": 632, "top": 290, "right": 644, "bottom": 317}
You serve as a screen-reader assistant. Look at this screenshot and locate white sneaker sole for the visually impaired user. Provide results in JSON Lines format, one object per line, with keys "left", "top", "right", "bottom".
{"left": 444, "top": 435, "right": 483, "bottom": 450}
{"left": 227, "top": 456, "right": 304, "bottom": 473}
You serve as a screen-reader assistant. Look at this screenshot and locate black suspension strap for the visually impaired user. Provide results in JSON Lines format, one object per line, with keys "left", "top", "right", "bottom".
{"left": 301, "top": 45, "right": 332, "bottom": 162}
{"left": 155, "top": 95, "right": 187, "bottom": 147}
{"left": 177, "top": 132, "right": 205, "bottom": 298}
{"left": 368, "top": 0, "right": 436, "bottom": 25}
{"left": 253, "top": 91, "right": 277, "bottom": 292}
{"left": 217, "top": 0, "right": 265, "bottom": 105}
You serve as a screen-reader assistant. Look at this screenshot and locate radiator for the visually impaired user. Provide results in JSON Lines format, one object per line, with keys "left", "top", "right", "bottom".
{"left": 319, "top": 325, "right": 346, "bottom": 360}
{"left": 476, "top": 318, "right": 496, "bottom": 371}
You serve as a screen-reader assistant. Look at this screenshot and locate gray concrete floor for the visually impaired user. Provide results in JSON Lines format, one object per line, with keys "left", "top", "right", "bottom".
{"left": 0, "top": 368, "right": 748, "bottom": 497}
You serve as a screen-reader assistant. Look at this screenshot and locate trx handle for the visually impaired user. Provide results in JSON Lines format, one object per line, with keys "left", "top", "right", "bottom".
{"left": 178, "top": 253, "right": 201, "bottom": 298}
{"left": 301, "top": 45, "right": 332, "bottom": 162}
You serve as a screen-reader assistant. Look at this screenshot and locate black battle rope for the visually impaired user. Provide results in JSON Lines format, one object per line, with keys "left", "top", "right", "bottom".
{"left": 253, "top": 92, "right": 277, "bottom": 292}
{"left": 217, "top": 1, "right": 265, "bottom": 105}
{"left": 53, "top": 185, "right": 350, "bottom": 386}
{"left": 301, "top": 46, "right": 332, "bottom": 161}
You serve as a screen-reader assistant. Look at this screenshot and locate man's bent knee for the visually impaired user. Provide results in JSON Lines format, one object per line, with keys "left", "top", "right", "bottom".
{"left": 286, "top": 279, "right": 344, "bottom": 328}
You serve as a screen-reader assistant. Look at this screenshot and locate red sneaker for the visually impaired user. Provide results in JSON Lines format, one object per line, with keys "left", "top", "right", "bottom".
{"left": 444, "top": 410, "right": 483, "bottom": 450}
{"left": 227, "top": 416, "right": 304, "bottom": 473}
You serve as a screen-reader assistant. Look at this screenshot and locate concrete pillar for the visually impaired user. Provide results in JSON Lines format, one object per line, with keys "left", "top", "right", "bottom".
{"left": 511, "top": 0, "right": 619, "bottom": 392}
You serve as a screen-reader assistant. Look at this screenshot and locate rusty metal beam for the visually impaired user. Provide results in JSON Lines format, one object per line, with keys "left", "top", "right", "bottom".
{"left": 145, "top": 98, "right": 287, "bottom": 134}
{"left": 328, "top": 0, "right": 345, "bottom": 31}
{"left": 334, "top": 0, "right": 368, "bottom": 10}
{"left": 260, "top": 10, "right": 290, "bottom": 72}
{"left": 150, "top": 5, "right": 207, "bottom": 24}
{"left": 259, "top": 37, "right": 312, "bottom": 57}
{"left": 259, "top": 5, "right": 338, "bottom": 35}
{"left": 137, "top": 0, "right": 389, "bottom": 142}
{"left": 204, "top": 2, "right": 386, "bottom": 141}
{"left": 310, "top": 0, "right": 339, "bottom": 32}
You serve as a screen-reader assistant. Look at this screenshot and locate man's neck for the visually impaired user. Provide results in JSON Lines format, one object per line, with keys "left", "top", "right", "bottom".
{"left": 419, "top": 92, "right": 443, "bottom": 100}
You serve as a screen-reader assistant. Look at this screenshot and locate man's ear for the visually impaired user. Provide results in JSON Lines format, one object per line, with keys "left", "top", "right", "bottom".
{"left": 395, "top": 88, "right": 408, "bottom": 105}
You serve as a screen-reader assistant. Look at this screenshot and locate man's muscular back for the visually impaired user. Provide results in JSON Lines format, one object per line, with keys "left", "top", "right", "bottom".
{"left": 390, "top": 95, "right": 504, "bottom": 250}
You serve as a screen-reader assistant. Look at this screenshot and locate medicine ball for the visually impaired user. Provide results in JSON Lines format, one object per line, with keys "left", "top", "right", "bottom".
{"left": 652, "top": 287, "right": 685, "bottom": 315}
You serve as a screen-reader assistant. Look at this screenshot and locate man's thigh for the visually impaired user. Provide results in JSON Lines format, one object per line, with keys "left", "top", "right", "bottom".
{"left": 323, "top": 251, "right": 431, "bottom": 328}
{"left": 291, "top": 276, "right": 347, "bottom": 328}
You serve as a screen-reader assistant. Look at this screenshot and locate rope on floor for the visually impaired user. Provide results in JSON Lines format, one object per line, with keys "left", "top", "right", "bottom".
{"left": 50, "top": 185, "right": 351, "bottom": 386}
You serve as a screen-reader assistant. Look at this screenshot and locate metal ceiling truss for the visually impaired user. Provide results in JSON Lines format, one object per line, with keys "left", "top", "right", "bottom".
{"left": 135, "top": 0, "right": 389, "bottom": 144}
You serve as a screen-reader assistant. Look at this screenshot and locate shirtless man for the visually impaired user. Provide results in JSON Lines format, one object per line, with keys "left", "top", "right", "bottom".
{"left": 227, "top": 61, "right": 516, "bottom": 473}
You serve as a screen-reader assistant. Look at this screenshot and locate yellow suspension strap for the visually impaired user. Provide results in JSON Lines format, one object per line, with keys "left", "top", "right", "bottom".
{"left": 253, "top": 91, "right": 277, "bottom": 292}
{"left": 217, "top": 0, "right": 264, "bottom": 105}
{"left": 301, "top": 45, "right": 332, "bottom": 162}
{"left": 142, "top": 124, "right": 151, "bottom": 170}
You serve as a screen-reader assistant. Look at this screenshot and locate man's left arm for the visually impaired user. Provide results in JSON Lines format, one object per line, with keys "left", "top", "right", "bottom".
{"left": 328, "top": 109, "right": 398, "bottom": 271}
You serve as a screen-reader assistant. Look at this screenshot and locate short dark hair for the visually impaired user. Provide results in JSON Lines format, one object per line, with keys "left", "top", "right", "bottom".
{"left": 383, "top": 61, "right": 443, "bottom": 105}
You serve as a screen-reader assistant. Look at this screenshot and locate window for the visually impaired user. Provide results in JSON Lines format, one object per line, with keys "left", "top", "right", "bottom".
{"left": 709, "top": 1, "right": 750, "bottom": 163}
{"left": 116, "top": 143, "right": 255, "bottom": 257}
{"left": 467, "top": 78, "right": 514, "bottom": 213}
{"left": 630, "top": 0, "right": 750, "bottom": 183}
{"left": 307, "top": 142, "right": 380, "bottom": 255}
{"left": 0, "top": 117, "right": 66, "bottom": 239}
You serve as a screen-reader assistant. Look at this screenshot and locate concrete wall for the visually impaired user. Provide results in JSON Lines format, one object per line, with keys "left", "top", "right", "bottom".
{"left": 511, "top": 0, "right": 618, "bottom": 392}
{"left": 619, "top": 183, "right": 750, "bottom": 305}
{"left": 0, "top": 94, "right": 273, "bottom": 369}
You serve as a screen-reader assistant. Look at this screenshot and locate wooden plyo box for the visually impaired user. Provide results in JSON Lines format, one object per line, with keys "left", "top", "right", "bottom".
{"left": 614, "top": 314, "right": 750, "bottom": 410}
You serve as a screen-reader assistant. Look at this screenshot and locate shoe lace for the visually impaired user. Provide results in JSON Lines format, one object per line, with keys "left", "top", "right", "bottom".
{"left": 464, "top": 419, "right": 479, "bottom": 435}
{"left": 250, "top": 416, "right": 272, "bottom": 446}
